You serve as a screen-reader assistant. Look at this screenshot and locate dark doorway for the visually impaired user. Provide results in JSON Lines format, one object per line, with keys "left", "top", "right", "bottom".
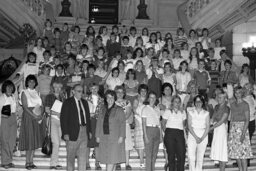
{"left": 89, "top": 0, "right": 119, "bottom": 24}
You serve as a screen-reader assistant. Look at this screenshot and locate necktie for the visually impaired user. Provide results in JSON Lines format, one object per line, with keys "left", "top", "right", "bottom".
{"left": 78, "top": 100, "right": 86, "bottom": 126}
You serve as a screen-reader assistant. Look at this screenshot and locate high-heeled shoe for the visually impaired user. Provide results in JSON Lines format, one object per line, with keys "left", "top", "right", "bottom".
{"left": 25, "top": 163, "right": 32, "bottom": 170}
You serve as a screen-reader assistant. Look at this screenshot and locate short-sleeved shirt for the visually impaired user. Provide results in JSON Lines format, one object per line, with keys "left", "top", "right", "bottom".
{"left": 212, "top": 103, "right": 230, "bottom": 123}
{"left": 187, "top": 107, "right": 209, "bottom": 129}
{"left": 141, "top": 105, "right": 161, "bottom": 126}
{"left": 163, "top": 110, "right": 186, "bottom": 130}
{"left": 230, "top": 101, "right": 249, "bottom": 122}
{"left": 194, "top": 70, "right": 211, "bottom": 90}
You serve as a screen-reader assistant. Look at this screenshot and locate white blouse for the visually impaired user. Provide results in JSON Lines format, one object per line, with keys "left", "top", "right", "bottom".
{"left": 176, "top": 71, "right": 192, "bottom": 92}
{"left": 163, "top": 109, "right": 186, "bottom": 130}
{"left": 20, "top": 89, "right": 42, "bottom": 107}
{"left": 187, "top": 107, "right": 209, "bottom": 129}
{"left": 106, "top": 76, "right": 123, "bottom": 90}
{"left": 2, "top": 94, "right": 17, "bottom": 113}
{"left": 141, "top": 105, "right": 161, "bottom": 126}
{"left": 33, "top": 47, "right": 45, "bottom": 64}
{"left": 19, "top": 62, "right": 39, "bottom": 80}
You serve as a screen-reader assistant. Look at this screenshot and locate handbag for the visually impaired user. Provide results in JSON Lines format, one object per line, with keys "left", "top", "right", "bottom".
{"left": 41, "top": 114, "right": 53, "bottom": 156}
{"left": 1, "top": 104, "right": 11, "bottom": 116}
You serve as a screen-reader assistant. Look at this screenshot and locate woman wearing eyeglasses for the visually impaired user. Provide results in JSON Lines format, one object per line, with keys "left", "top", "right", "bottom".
{"left": 187, "top": 95, "right": 210, "bottom": 171}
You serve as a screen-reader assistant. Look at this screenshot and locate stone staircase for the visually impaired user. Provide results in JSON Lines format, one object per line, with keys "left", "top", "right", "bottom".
{"left": 1, "top": 132, "right": 256, "bottom": 171}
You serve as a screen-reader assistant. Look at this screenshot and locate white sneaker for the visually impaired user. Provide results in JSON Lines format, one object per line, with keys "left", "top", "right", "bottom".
{"left": 140, "top": 164, "right": 145, "bottom": 168}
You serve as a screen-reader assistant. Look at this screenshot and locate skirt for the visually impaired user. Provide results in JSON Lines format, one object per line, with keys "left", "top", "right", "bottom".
{"left": 97, "top": 135, "right": 125, "bottom": 164}
{"left": 125, "top": 123, "right": 133, "bottom": 151}
{"left": 228, "top": 122, "right": 253, "bottom": 159}
{"left": 210, "top": 123, "right": 228, "bottom": 162}
{"left": 134, "top": 115, "right": 144, "bottom": 149}
{"left": 87, "top": 117, "right": 99, "bottom": 148}
{"left": 19, "top": 108, "right": 46, "bottom": 151}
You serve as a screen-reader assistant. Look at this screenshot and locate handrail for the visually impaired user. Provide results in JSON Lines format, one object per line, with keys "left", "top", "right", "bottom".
{"left": 177, "top": 0, "right": 191, "bottom": 36}
{"left": 185, "top": 0, "right": 213, "bottom": 20}
{"left": 21, "top": 0, "right": 46, "bottom": 21}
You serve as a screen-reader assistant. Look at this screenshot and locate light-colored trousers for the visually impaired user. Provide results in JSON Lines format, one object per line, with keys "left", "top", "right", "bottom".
{"left": 187, "top": 128, "right": 208, "bottom": 171}
{"left": 0, "top": 114, "right": 17, "bottom": 165}
{"left": 145, "top": 127, "right": 160, "bottom": 171}
{"left": 50, "top": 118, "right": 62, "bottom": 166}
{"left": 66, "top": 126, "right": 88, "bottom": 171}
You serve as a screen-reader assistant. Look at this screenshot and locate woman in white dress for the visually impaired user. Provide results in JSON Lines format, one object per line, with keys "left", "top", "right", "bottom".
{"left": 210, "top": 90, "right": 230, "bottom": 171}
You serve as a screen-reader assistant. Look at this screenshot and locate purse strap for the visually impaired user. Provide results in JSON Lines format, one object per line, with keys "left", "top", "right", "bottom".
{"left": 47, "top": 111, "right": 52, "bottom": 136}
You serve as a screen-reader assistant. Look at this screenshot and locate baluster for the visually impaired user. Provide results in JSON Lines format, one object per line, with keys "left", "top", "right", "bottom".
{"left": 192, "top": 1, "right": 196, "bottom": 16}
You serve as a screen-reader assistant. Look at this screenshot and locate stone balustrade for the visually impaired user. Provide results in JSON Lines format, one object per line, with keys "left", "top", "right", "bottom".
{"left": 21, "top": 0, "right": 46, "bottom": 20}
{"left": 185, "top": 0, "right": 213, "bottom": 19}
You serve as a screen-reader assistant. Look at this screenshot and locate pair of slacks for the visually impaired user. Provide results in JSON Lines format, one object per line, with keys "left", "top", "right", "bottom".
{"left": 66, "top": 126, "right": 88, "bottom": 171}
{"left": 164, "top": 128, "right": 186, "bottom": 171}
{"left": 145, "top": 126, "right": 160, "bottom": 171}
{"left": 0, "top": 114, "right": 17, "bottom": 165}
{"left": 50, "top": 118, "right": 62, "bottom": 166}
{"left": 187, "top": 128, "right": 208, "bottom": 171}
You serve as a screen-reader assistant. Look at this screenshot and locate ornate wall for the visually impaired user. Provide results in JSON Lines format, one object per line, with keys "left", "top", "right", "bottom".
{"left": 49, "top": 0, "right": 185, "bottom": 28}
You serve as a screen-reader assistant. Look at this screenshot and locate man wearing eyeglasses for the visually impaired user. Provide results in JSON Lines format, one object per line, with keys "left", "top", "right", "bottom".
{"left": 60, "top": 84, "right": 92, "bottom": 171}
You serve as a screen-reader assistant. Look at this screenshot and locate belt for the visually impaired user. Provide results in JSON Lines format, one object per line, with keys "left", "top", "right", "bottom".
{"left": 80, "top": 124, "right": 87, "bottom": 127}
{"left": 147, "top": 125, "right": 159, "bottom": 128}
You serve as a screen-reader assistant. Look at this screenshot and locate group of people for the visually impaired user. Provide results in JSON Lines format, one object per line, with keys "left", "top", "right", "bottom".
{"left": 0, "top": 19, "right": 255, "bottom": 171}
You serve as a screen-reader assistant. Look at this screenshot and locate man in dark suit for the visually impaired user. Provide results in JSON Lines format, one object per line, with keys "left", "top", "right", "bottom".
{"left": 60, "top": 84, "right": 92, "bottom": 171}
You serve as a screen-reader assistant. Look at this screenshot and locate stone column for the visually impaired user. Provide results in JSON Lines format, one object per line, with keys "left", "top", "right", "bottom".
{"left": 134, "top": 0, "right": 153, "bottom": 26}
{"left": 59, "top": 0, "right": 72, "bottom": 17}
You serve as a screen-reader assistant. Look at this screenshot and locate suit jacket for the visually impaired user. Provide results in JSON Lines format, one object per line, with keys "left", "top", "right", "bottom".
{"left": 60, "top": 97, "right": 91, "bottom": 141}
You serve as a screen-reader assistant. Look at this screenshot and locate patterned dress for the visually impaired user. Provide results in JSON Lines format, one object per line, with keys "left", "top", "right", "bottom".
{"left": 228, "top": 101, "right": 253, "bottom": 159}
{"left": 134, "top": 100, "right": 145, "bottom": 149}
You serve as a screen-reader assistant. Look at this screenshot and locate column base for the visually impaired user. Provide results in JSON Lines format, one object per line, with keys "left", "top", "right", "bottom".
{"left": 121, "top": 19, "right": 133, "bottom": 25}
{"left": 55, "top": 17, "right": 76, "bottom": 24}
{"left": 134, "top": 19, "right": 153, "bottom": 26}
{"left": 77, "top": 18, "right": 89, "bottom": 24}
